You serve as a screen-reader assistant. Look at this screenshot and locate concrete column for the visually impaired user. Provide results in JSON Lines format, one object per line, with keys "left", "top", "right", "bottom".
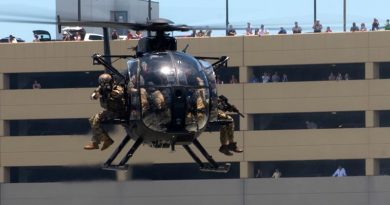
{"left": 365, "top": 158, "right": 379, "bottom": 176}
{"left": 116, "top": 167, "right": 132, "bottom": 181}
{"left": 245, "top": 115, "right": 254, "bottom": 130}
{"left": 0, "top": 73, "right": 9, "bottom": 89}
{"left": 365, "top": 62, "right": 379, "bottom": 80}
{"left": 0, "top": 167, "right": 10, "bottom": 183}
{"left": 0, "top": 120, "right": 4, "bottom": 136}
{"left": 365, "top": 110, "right": 379, "bottom": 128}
{"left": 0, "top": 73, "right": 4, "bottom": 90}
{"left": 0, "top": 121, "right": 10, "bottom": 136}
{"left": 240, "top": 161, "right": 253, "bottom": 179}
{"left": 239, "top": 66, "right": 249, "bottom": 83}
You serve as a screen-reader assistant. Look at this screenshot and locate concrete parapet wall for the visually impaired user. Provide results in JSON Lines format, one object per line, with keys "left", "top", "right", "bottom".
{"left": 2, "top": 176, "right": 390, "bottom": 205}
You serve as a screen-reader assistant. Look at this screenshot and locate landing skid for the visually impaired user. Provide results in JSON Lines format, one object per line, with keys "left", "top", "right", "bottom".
{"left": 102, "top": 134, "right": 230, "bottom": 173}
{"left": 102, "top": 135, "right": 143, "bottom": 171}
{"left": 183, "top": 138, "right": 230, "bottom": 173}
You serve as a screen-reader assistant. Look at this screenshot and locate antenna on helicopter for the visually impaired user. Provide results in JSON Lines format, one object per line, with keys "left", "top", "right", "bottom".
{"left": 182, "top": 44, "right": 189, "bottom": 53}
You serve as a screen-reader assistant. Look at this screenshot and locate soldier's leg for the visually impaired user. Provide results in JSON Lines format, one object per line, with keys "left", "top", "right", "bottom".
{"left": 152, "top": 90, "right": 165, "bottom": 110}
{"left": 225, "top": 115, "right": 235, "bottom": 143}
{"left": 84, "top": 112, "right": 104, "bottom": 149}
{"left": 140, "top": 88, "right": 149, "bottom": 112}
{"left": 99, "top": 111, "right": 115, "bottom": 150}
{"left": 218, "top": 111, "right": 233, "bottom": 156}
{"left": 225, "top": 115, "right": 243, "bottom": 153}
{"left": 84, "top": 111, "right": 113, "bottom": 150}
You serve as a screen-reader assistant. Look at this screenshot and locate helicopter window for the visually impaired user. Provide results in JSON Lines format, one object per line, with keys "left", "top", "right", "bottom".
{"left": 173, "top": 52, "right": 208, "bottom": 87}
{"left": 139, "top": 54, "right": 172, "bottom": 86}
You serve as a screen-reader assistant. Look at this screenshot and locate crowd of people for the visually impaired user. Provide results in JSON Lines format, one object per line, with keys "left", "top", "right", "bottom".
{"left": 328, "top": 72, "right": 350, "bottom": 81}
{"left": 226, "top": 17, "right": 390, "bottom": 37}
{"left": 254, "top": 165, "right": 348, "bottom": 178}
{"left": 6, "top": 17, "right": 390, "bottom": 43}
{"left": 248, "top": 72, "right": 288, "bottom": 83}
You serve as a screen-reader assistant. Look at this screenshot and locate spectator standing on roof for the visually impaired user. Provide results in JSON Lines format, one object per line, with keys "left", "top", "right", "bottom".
{"left": 313, "top": 20, "right": 323, "bottom": 32}
{"left": 33, "top": 34, "right": 39, "bottom": 42}
{"left": 278, "top": 27, "right": 287, "bottom": 34}
{"left": 292, "top": 21, "right": 302, "bottom": 34}
{"left": 126, "top": 30, "right": 133, "bottom": 40}
{"left": 385, "top": 19, "right": 390, "bottom": 30}
{"left": 258, "top": 24, "right": 269, "bottom": 36}
{"left": 111, "top": 30, "right": 119, "bottom": 40}
{"left": 74, "top": 32, "right": 82, "bottom": 41}
{"left": 246, "top": 22, "right": 253, "bottom": 35}
{"left": 227, "top": 25, "right": 237, "bottom": 36}
{"left": 360, "top": 23, "right": 367, "bottom": 31}
{"left": 133, "top": 31, "right": 142, "bottom": 39}
{"left": 350, "top": 22, "right": 360, "bottom": 32}
{"left": 9, "top": 35, "right": 17, "bottom": 43}
{"left": 62, "top": 31, "right": 70, "bottom": 41}
{"left": 372, "top": 18, "right": 380, "bottom": 31}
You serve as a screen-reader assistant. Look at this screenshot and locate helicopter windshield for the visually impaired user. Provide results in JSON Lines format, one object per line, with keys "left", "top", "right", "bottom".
{"left": 131, "top": 51, "right": 210, "bottom": 133}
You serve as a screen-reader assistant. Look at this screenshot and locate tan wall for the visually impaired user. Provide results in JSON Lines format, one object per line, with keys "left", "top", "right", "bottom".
{"left": 3, "top": 31, "right": 390, "bottom": 181}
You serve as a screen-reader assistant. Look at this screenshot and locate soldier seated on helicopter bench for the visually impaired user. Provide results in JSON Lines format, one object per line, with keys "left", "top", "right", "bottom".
{"left": 217, "top": 95, "right": 244, "bottom": 156}
{"left": 84, "top": 73, "right": 126, "bottom": 151}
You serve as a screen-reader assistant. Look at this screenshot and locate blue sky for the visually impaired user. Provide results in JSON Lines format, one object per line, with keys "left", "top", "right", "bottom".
{"left": 1, "top": 0, "right": 390, "bottom": 42}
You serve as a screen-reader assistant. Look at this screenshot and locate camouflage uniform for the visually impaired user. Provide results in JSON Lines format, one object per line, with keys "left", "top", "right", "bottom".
{"left": 90, "top": 85, "right": 125, "bottom": 137}
{"left": 85, "top": 75, "right": 126, "bottom": 150}
{"left": 217, "top": 103, "right": 243, "bottom": 156}
{"left": 185, "top": 89, "right": 207, "bottom": 131}
{"left": 218, "top": 110, "right": 234, "bottom": 145}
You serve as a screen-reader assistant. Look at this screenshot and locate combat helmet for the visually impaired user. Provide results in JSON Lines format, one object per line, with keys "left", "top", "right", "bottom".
{"left": 98, "top": 73, "right": 113, "bottom": 85}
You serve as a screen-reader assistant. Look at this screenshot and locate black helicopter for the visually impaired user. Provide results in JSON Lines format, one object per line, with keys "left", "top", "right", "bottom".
{"left": 59, "top": 17, "right": 243, "bottom": 173}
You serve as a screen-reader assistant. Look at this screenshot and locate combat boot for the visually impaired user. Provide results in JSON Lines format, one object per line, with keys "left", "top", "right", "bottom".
{"left": 228, "top": 142, "right": 243, "bottom": 153}
{"left": 219, "top": 145, "right": 233, "bottom": 156}
{"left": 101, "top": 138, "right": 114, "bottom": 151}
{"left": 84, "top": 141, "right": 99, "bottom": 150}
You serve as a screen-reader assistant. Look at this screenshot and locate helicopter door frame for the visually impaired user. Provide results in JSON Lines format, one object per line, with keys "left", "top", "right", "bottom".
{"left": 127, "top": 58, "right": 142, "bottom": 121}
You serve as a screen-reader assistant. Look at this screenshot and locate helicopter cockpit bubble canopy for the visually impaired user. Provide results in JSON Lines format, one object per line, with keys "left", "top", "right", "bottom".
{"left": 127, "top": 51, "right": 210, "bottom": 133}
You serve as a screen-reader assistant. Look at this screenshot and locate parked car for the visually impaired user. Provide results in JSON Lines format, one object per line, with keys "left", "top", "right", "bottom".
{"left": 62, "top": 27, "right": 103, "bottom": 41}
{"left": 33, "top": 30, "right": 52, "bottom": 41}
{"left": 84, "top": 33, "right": 103, "bottom": 41}
{"left": 0, "top": 36, "right": 25, "bottom": 43}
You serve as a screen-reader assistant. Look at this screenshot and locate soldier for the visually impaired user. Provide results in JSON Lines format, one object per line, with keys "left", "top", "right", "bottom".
{"left": 84, "top": 73, "right": 126, "bottom": 150}
{"left": 217, "top": 96, "right": 244, "bottom": 156}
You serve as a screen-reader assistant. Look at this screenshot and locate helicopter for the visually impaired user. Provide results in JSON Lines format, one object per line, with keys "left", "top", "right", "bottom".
{"left": 9, "top": 16, "right": 244, "bottom": 173}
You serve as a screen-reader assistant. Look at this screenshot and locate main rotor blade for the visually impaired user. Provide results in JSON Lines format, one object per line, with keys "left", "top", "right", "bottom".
{"left": 0, "top": 18, "right": 56, "bottom": 25}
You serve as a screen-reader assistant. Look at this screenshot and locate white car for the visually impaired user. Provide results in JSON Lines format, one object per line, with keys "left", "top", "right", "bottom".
{"left": 62, "top": 27, "right": 103, "bottom": 41}
{"left": 84, "top": 33, "right": 103, "bottom": 41}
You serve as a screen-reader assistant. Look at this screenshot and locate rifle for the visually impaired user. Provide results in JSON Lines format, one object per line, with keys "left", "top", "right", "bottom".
{"left": 218, "top": 95, "right": 245, "bottom": 118}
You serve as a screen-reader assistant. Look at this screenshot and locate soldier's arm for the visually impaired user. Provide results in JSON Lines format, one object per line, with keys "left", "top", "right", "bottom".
{"left": 91, "top": 86, "right": 102, "bottom": 100}
{"left": 110, "top": 85, "right": 124, "bottom": 98}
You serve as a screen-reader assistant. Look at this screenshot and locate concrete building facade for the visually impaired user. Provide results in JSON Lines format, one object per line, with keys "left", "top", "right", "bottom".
{"left": 2, "top": 31, "right": 390, "bottom": 204}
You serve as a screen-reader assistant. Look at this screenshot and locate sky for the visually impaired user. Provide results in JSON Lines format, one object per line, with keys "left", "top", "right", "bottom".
{"left": 1, "top": 0, "right": 390, "bottom": 42}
